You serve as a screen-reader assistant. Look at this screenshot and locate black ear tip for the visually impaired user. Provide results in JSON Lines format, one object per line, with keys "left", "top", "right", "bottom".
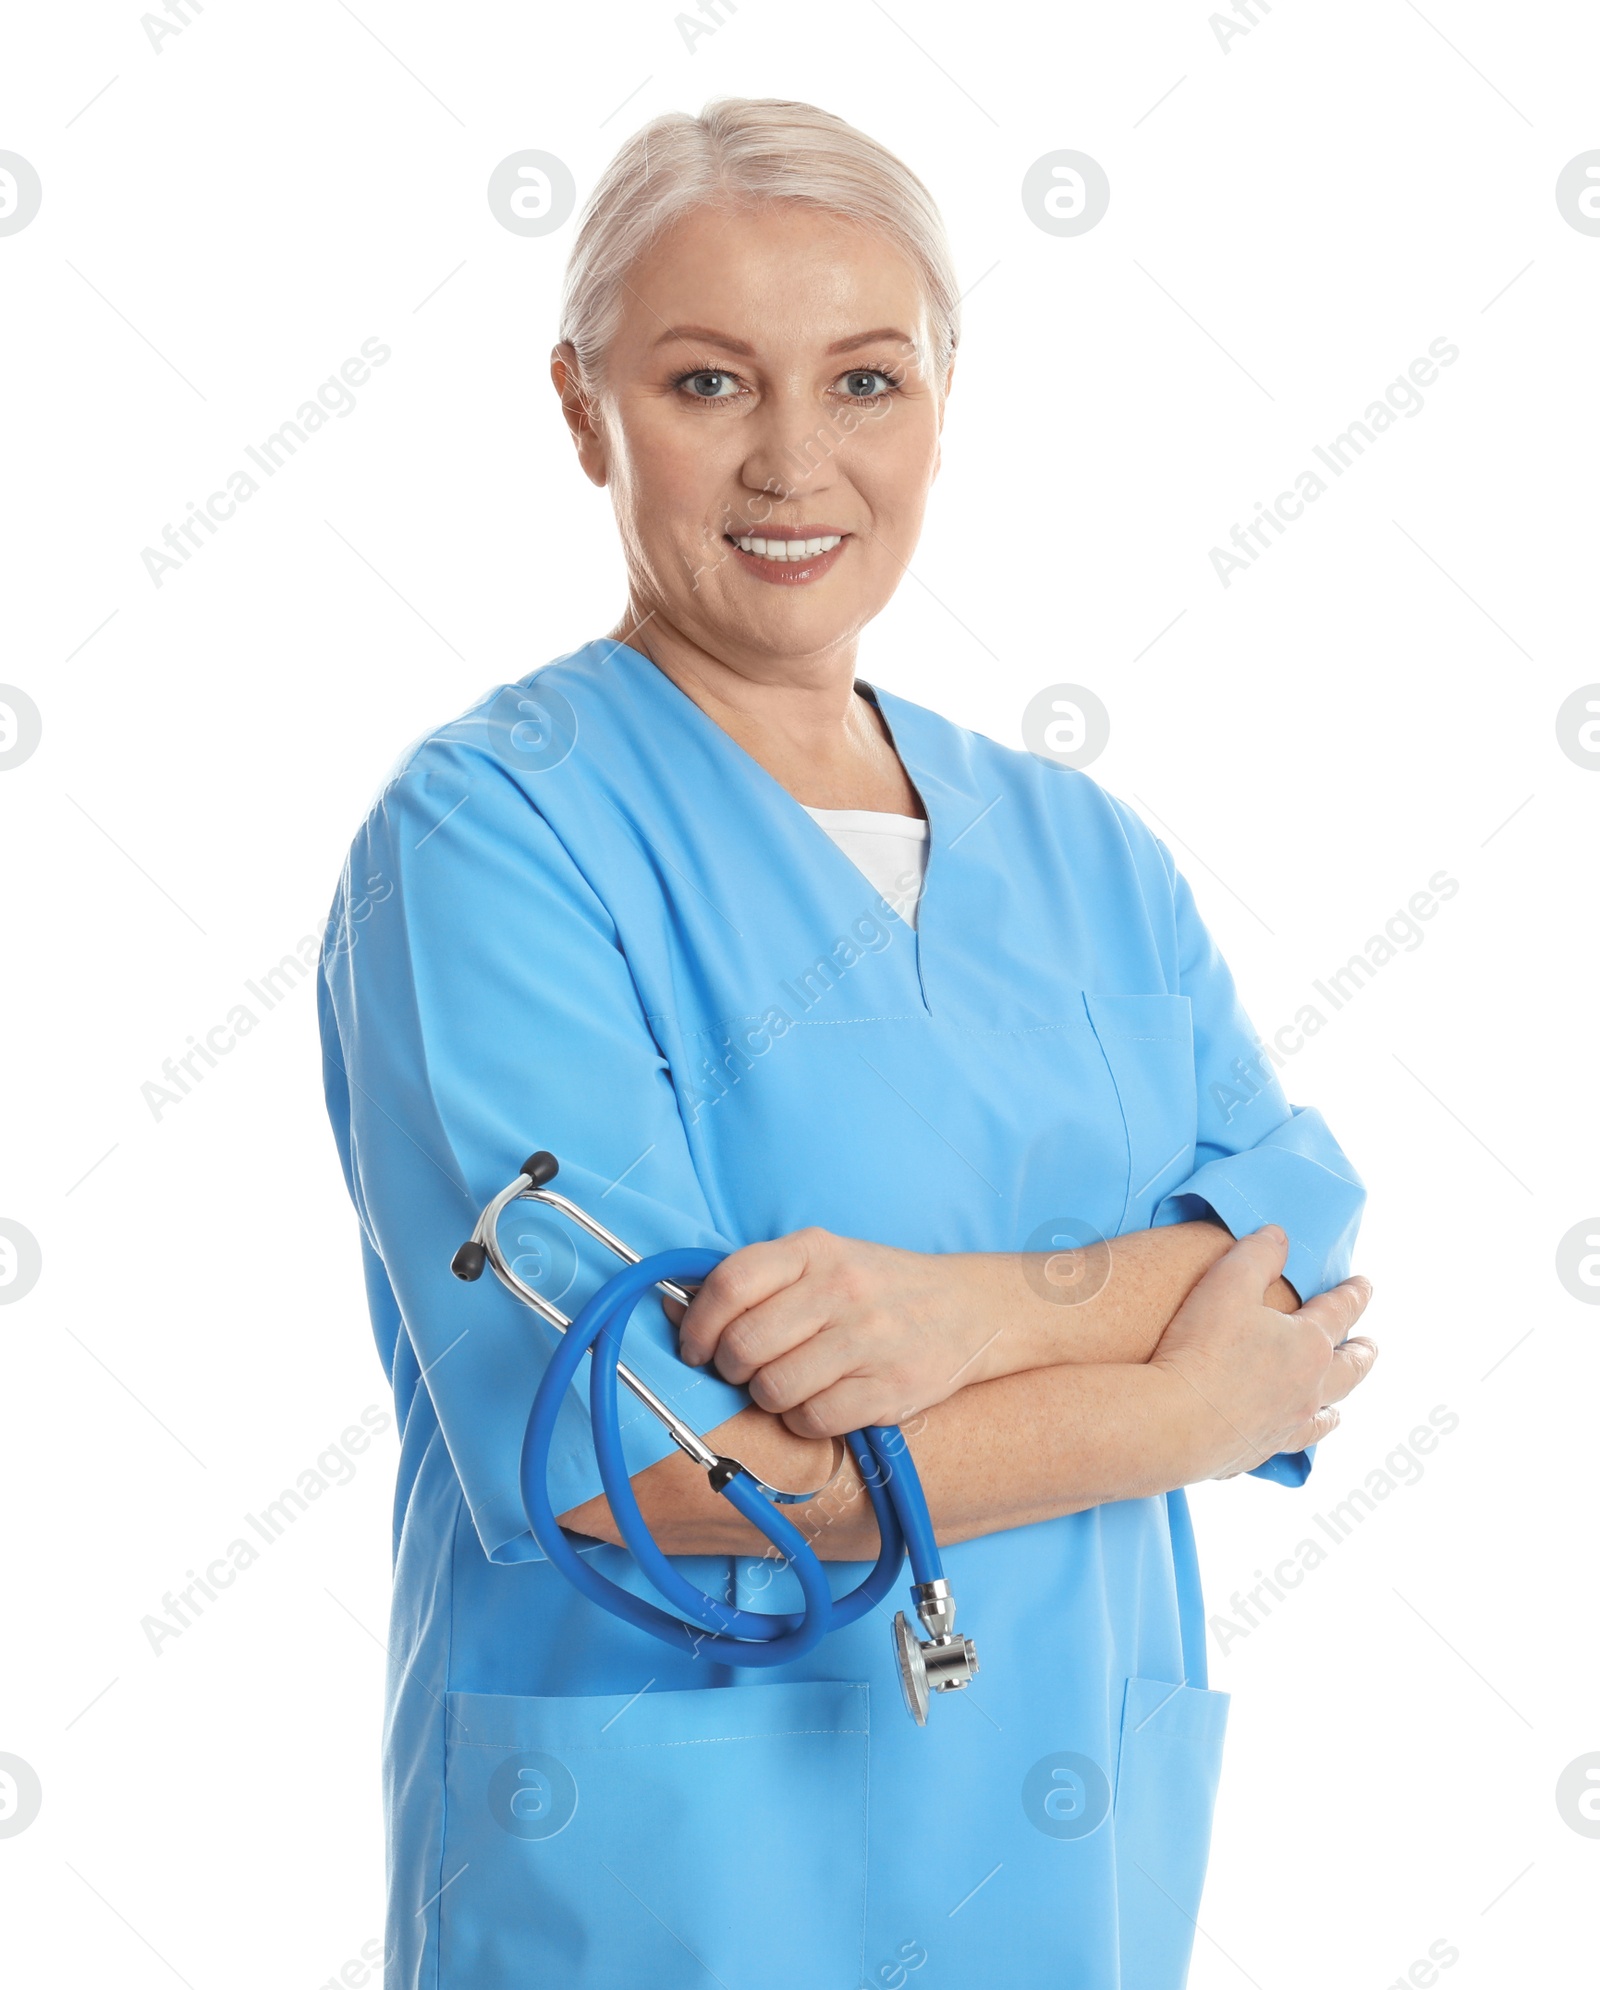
{"left": 451, "top": 1241, "right": 488, "bottom": 1281}
{"left": 520, "top": 1151, "right": 559, "bottom": 1187}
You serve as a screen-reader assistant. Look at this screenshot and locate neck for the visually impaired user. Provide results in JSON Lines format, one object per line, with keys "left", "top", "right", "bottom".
{"left": 604, "top": 603, "right": 923, "bottom": 816}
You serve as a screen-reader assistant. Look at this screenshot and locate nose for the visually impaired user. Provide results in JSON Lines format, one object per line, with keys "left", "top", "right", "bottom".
{"left": 737, "top": 379, "right": 843, "bottom": 508}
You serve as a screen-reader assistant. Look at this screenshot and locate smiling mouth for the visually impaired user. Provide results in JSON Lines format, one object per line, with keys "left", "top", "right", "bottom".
{"left": 724, "top": 531, "right": 846, "bottom": 562}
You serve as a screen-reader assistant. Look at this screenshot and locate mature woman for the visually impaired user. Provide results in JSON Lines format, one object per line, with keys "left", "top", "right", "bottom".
{"left": 319, "top": 97, "right": 1375, "bottom": 1990}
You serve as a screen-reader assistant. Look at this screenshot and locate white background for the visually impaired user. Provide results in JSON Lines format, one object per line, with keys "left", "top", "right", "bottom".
{"left": 3, "top": 3, "right": 1598, "bottom": 1985}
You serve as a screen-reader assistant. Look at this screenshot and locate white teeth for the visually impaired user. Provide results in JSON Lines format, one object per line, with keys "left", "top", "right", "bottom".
{"left": 731, "top": 533, "right": 842, "bottom": 561}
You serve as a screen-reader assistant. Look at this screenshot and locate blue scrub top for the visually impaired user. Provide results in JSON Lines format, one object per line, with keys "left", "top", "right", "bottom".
{"left": 319, "top": 639, "right": 1366, "bottom": 1990}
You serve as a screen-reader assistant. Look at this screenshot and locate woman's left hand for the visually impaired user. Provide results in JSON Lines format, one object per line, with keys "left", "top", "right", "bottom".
{"left": 672, "top": 1229, "right": 997, "bottom": 1438}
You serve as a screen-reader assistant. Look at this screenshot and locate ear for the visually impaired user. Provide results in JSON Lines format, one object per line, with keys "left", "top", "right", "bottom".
{"left": 551, "top": 342, "right": 609, "bottom": 489}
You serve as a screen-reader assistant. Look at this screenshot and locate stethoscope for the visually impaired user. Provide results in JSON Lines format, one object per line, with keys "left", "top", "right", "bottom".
{"left": 451, "top": 1152, "right": 979, "bottom": 1724}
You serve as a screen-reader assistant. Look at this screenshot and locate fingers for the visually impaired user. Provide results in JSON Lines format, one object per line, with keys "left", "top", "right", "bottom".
{"left": 1241, "top": 1327, "right": 1375, "bottom": 1462}
{"left": 742, "top": 1326, "right": 863, "bottom": 1413}
{"left": 703, "top": 1284, "right": 843, "bottom": 1387}
{"left": 1281, "top": 1403, "right": 1342, "bottom": 1451}
{"left": 1226, "top": 1405, "right": 1343, "bottom": 1473}
{"left": 1192, "top": 1223, "right": 1292, "bottom": 1304}
{"left": 675, "top": 1233, "right": 816, "bottom": 1366}
{"left": 1319, "top": 1334, "right": 1379, "bottom": 1405}
{"left": 1274, "top": 1343, "right": 1378, "bottom": 1455}
{"left": 1294, "top": 1273, "right": 1374, "bottom": 1349}
{"left": 781, "top": 1378, "right": 894, "bottom": 1441}
{"left": 1214, "top": 1330, "right": 1375, "bottom": 1473}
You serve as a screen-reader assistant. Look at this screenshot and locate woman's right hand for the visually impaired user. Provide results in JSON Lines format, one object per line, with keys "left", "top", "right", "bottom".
{"left": 1148, "top": 1224, "right": 1377, "bottom": 1479}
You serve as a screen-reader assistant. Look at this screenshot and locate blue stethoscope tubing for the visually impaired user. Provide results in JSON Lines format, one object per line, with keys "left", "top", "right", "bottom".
{"left": 519, "top": 1247, "right": 945, "bottom": 1664}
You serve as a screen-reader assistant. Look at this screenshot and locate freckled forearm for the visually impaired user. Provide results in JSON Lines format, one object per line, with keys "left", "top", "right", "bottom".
{"left": 558, "top": 1360, "right": 1207, "bottom": 1561}
{"left": 958, "top": 1218, "right": 1296, "bottom": 1383}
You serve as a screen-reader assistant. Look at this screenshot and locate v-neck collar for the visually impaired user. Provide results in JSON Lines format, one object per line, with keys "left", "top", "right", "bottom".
{"left": 586, "top": 640, "right": 978, "bottom": 1011}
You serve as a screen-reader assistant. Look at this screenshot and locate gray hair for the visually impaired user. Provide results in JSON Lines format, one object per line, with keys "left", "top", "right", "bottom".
{"left": 558, "top": 97, "right": 960, "bottom": 400}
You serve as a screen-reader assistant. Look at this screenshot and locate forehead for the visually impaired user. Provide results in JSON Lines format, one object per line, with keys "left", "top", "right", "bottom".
{"left": 617, "top": 201, "right": 929, "bottom": 357}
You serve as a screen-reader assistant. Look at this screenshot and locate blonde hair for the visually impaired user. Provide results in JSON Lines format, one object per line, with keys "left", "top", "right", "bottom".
{"left": 558, "top": 97, "right": 959, "bottom": 399}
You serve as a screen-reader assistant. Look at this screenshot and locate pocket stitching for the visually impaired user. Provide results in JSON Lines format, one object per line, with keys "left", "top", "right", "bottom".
{"left": 450, "top": 1727, "right": 868, "bottom": 1753}
{"left": 1083, "top": 995, "right": 1196, "bottom": 1231}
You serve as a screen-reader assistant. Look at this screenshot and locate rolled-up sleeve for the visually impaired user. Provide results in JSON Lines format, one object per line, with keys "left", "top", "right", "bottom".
{"left": 1148, "top": 844, "right": 1368, "bottom": 1487}
{"left": 318, "top": 731, "right": 750, "bottom": 1565}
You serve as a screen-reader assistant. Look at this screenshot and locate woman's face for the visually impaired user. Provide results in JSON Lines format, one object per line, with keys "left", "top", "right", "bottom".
{"left": 557, "top": 201, "right": 950, "bottom": 678}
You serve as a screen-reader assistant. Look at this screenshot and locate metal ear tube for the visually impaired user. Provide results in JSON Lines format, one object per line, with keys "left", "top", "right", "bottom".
{"left": 454, "top": 1151, "right": 824, "bottom": 1501}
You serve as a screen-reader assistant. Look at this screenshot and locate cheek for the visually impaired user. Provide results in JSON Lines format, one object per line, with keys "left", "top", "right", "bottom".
{"left": 613, "top": 423, "right": 734, "bottom": 561}
{"left": 847, "top": 406, "right": 940, "bottom": 514}
{"left": 622, "top": 416, "right": 718, "bottom": 504}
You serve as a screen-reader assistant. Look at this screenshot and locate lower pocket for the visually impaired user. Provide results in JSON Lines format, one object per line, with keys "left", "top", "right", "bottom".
{"left": 439, "top": 1678, "right": 869, "bottom": 1990}
{"left": 1113, "top": 1676, "right": 1231, "bottom": 1990}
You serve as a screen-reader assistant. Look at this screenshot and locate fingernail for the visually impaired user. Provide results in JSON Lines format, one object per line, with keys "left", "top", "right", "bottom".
{"left": 1263, "top": 1224, "right": 1287, "bottom": 1245}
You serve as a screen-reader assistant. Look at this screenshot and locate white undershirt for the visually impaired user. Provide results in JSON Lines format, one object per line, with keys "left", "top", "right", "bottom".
{"left": 802, "top": 806, "right": 929, "bottom": 929}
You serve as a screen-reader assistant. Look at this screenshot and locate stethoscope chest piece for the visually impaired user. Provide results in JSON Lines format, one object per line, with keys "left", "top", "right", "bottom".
{"left": 893, "top": 1580, "right": 980, "bottom": 1726}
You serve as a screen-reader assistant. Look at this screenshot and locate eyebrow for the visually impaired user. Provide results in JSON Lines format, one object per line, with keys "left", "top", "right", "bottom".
{"left": 652, "top": 325, "right": 917, "bottom": 358}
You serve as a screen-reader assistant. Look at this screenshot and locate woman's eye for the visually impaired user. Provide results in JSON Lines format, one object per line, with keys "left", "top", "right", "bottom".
{"left": 677, "top": 365, "right": 899, "bottom": 402}
{"left": 837, "top": 368, "right": 898, "bottom": 399}
{"left": 681, "top": 370, "right": 740, "bottom": 399}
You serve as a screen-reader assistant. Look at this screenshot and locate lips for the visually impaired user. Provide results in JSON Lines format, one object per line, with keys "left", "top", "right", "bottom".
{"left": 726, "top": 529, "right": 846, "bottom": 560}
{"left": 722, "top": 528, "right": 851, "bottom": 586}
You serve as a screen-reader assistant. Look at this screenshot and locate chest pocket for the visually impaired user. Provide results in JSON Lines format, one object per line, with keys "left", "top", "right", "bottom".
{"left": 1083, "top": 993, "right": 1198, "bottom": 1234}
